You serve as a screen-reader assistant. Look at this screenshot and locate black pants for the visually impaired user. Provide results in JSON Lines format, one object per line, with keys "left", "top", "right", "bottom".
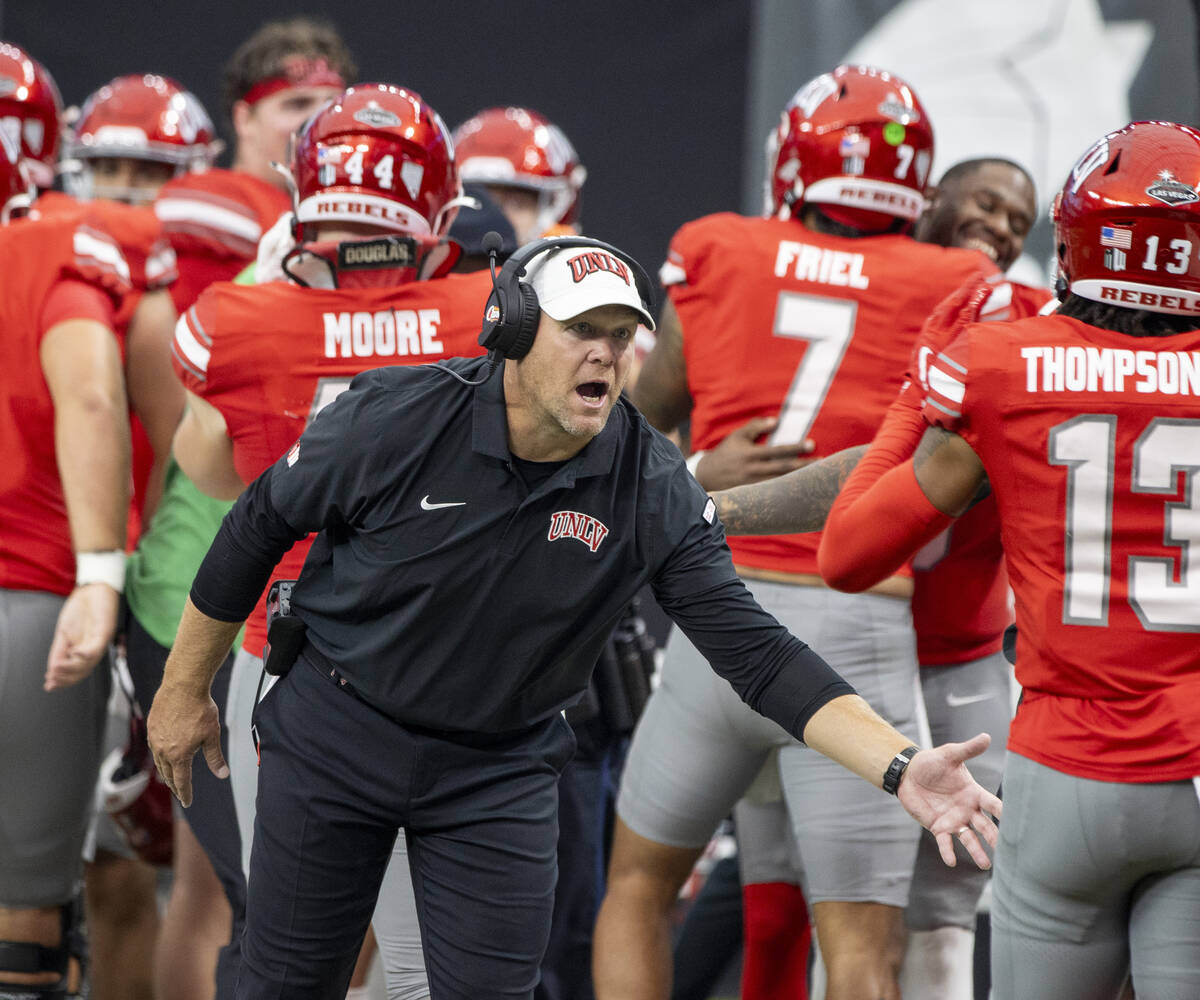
{"left": 124, "top": 608, "right": 245, "bottom": 999}
{"left": 536, "top": 735, "right": 627, "bottom": 1000}
{"left": 237, "top": 650, "right": 576, "bottom": 1000}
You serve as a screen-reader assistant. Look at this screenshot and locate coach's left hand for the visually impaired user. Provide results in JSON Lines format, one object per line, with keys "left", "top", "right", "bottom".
{"left": 148, "top": 677, "right": 229, "bottom": 808}
{"left": 898, "top": 733, "right": 1002, "bottom": 869}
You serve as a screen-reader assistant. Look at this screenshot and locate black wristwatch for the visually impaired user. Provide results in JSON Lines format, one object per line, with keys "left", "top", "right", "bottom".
{"left": 882, "top": 745, "right": 921, "bottom": 796}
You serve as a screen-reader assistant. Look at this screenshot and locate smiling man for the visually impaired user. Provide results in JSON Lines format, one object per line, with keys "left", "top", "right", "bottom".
{"left": 149, "top": 235, "right": 1001, "bottom": 1000}
{"left": 914, "top": 158, "right": 1037, "bottom": 272}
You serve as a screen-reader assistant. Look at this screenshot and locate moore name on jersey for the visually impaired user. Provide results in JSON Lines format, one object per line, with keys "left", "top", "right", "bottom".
{"left": 324, "top": 308, "right": 445, "bottom": 359}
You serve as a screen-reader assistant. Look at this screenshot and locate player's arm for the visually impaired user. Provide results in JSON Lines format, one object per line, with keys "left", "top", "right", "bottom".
{"left": 712, "top": 369, "right": 936, "bottom": 534}
{"left": 40, "top": 307, "right": 130, "bottom": 689}
{"left": 629, "top": 297, "right": 692, "bottom": 434}
{"left": 173, "top": 390, "right": 246, "bottom": 500}
{"left": 818, "top": 426, "right": 986, "bottom": 592}
{"left": 713, "top": 444, "right": 865, "bottom": 534}
{"left": 125, "top": 288, "right": 185, "bottom": 520}
{"left": 911, "top": 426, "right": 987, "bottom": 517}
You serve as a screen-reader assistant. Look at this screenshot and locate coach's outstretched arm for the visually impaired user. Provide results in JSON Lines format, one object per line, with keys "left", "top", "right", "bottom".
{"left": 801, "top": 692, "right": 1001, "bottom": 869}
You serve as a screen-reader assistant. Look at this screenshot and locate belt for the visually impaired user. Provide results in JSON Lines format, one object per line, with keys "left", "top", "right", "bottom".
{"left": 300, "top": 640, "right": 547, "bottom": 746}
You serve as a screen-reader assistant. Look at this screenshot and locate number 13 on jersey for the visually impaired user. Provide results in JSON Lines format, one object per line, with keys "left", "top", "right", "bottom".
{"left": 1050, "top": 414, "right": 1200, "bottom": 631}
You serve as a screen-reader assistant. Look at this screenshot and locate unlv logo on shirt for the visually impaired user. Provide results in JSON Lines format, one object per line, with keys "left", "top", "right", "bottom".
{"left": 548, "top": 510, "right": 610, "bottom": 552}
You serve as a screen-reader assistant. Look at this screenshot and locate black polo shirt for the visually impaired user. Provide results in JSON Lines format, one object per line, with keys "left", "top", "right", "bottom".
{"left": 192, "top": 356, "right": 854, "bottom": 734}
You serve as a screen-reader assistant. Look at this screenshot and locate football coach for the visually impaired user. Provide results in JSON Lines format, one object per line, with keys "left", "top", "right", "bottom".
{"left": 148, "top": 235, "right": 1001, "bottom": 1000}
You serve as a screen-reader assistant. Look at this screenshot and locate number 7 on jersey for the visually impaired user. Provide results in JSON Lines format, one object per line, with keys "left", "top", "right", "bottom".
{"left": 767, "top": 291, "right": 858, "bottom": 446}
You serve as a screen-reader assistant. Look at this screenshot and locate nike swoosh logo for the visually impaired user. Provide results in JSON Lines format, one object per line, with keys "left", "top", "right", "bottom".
{"left": 946, "top": 692, "right": 995, "bottom": 708}
{"left": 420, "top": 495, "right": 466, "bottom": 510}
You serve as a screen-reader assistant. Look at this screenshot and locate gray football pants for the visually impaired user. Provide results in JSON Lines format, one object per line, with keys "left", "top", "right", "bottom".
{"left": 991, "top": 752, "right": 1200, "bottom": 1000}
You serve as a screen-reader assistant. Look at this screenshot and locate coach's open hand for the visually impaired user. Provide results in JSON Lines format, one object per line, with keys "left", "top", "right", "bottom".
{"left": 148, "top": 677, "right": 229, "bottom": 808}
{"left": 898, "top": 733, "right": 1002, "bottom": 869}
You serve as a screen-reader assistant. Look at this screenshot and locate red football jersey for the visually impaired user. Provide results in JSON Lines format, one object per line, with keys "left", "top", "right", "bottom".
{"left": 31, "top": 191, "right": 179, "bottom": 542}
{"left": 665, "top": 212, "right": 992, "bottom": 575}
{"left": 173, "top": 269, "right": 494, "bottom": 654}
{"left": 911, "top": 279, "right": 1053, "bottom": 664}
{"left": 924, "top": 314, "right": 1200, "bottom": 781}
{"left": 0, "top": 215, "right": 132, "bottom": 595}
{"left": 154, "top": 168, "right": 291, "bottom": 312}
{"left": 33, "top": 192, "right": 177, "bottom": 324}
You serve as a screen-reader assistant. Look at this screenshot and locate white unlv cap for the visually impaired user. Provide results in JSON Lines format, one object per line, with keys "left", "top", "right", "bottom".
{"left": 526, "top": 244, "right": 656, "bottom": 331}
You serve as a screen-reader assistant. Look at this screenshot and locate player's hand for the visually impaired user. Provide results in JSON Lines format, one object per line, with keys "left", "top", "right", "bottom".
{"left": 896, "top": 733, "right": 1002, "bottom": 870}
{"left": 693, "top": 417, "right": 815, "bottom": 491}
{"left": 911, "top": 275, "right": 998, "bottom": 385}
{"left": 44, "top": 583, "right": 120, "bottom": 690}
{"left": 255, "top": 210, "right": 297, "bottom": 284}
{"left": 147, "top": 677, "right": 229, "bottom": 808}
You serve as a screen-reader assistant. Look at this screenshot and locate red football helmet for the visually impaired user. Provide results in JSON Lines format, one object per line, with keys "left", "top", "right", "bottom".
{"left": 453, "top": 107, "right": 586, "bottom": 236}
{"left": 290, "top": 83, "right": 460, "bottom": 242}
{"left": 68, "top": 74, "right": 218, "bottom": 170}
{"left": 0, "top": 41, "right": 62, "bottom": 190}
{"left": 766, "top": 64, "right": 933, "bottom": 232}
{"left": 1053, "top": 120, "right": 1200, "bottom": 315}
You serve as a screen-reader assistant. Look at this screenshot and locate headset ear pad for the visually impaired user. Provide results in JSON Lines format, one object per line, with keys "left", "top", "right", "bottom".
{"left": 504, "top": 280, "right": 541, "bottom": 359}
{"left": 477, "top": 277, "right": 540, "bottom": 360}
{"left": 478, "top": 256, "right": 543, "bottom": 360}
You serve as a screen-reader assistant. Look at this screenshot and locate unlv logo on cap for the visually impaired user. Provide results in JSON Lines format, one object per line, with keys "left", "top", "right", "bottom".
{"left": 567, "top": 251, "right": 631, "bottom": 286}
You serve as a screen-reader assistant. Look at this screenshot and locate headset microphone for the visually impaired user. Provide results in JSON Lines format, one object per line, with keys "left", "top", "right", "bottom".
{"left": 433, "top": 230, "right": 506, "bottom": 387}
{"left": 481, "top": 229, "right": 505, "bottom": 263}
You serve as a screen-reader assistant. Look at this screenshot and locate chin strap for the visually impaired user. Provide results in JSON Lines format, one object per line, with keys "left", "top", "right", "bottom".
{"left": 282, "top": 233, "right": 465, "bottom": 289}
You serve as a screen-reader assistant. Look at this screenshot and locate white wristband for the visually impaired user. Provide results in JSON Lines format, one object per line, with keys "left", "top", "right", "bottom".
{"left": 685, "top": 449, "right": 707, "bottom": 479}
{"left": 75, "top": 550, "right": 127, "bottom": 593}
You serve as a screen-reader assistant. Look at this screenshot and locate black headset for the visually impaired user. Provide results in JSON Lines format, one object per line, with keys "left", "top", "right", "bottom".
{"left": 477, "top": 234, "right": 655, "bottom": 360}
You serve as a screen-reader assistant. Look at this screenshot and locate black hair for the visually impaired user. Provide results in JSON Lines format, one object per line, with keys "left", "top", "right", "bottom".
{"left": 1057, "top": 291, "right": 1200, "bottom": 338}
{"left": 800, "top": 204, "right": 909, "bottom": 239}
{"left": 937, "top": 157, "right": 1035, "bottom": 193}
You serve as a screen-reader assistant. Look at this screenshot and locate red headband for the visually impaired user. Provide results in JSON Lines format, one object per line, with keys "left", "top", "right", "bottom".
{"left": 242, "top": 56, "right": 346, "bottom": 106}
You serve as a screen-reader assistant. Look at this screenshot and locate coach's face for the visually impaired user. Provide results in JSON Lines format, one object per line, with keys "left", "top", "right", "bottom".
{"left": 505, "top": 304, "right": 638, "bottom": 460}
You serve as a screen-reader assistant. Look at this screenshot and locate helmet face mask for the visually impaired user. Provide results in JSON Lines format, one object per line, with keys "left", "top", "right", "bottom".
{"left": 1054, "top": 121, "right": 1200, "bottom": 316}
{"left": 290, "top": 83, "right": 461, "bottom": 245}
{"left": 0, "top": 152, "right": 33, "bottom": 223}
{"left": 453, "top": 107, "right": 586, "bottom": 239}
{"left": 0, "top": 41, "right": 63, "bottom": 191}
{"left": 767, "top": 64, "right": 934, "bottom": 233}
{"left": 64, "top": 74, "right": 219, "bottom": 204}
